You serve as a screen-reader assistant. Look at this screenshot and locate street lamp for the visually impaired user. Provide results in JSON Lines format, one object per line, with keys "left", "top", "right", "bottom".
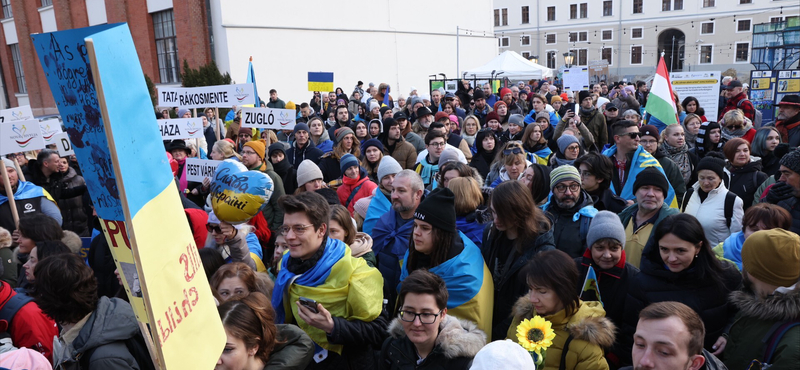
{"left": 563, "top": 52, "right": 575, "bottom": 68}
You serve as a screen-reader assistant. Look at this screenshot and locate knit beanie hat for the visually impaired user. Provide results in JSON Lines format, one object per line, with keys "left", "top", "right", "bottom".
{"left": 486, "top": 112, "right": 500, "bottom": 123}
{"left": 285, "top": 101, "right": 296, "bottom": 110}
{"left": 473, "top": 89, "right": 485, "bottom": 100}
{"left": 377, "top": 156, "right": 402, "bottom": 182}
{"left": 379, "top": 106, "right": 391, "bottom": 118}
{"left": 297, "top": 159, "right": 323, "bottom": 185}
{"left": 434, "top": 111, "right": 450, "bottom": 122}
{"left": 369, "top": 101, "right": 380, "bottom": 112}
{"left": 493, "top": 101, "right": 507, "bottom": 112}
{"left": 535, "top": 112, "right": 550, "bottom": 122}
{"left": 243, "top": 139, "right": 267, "bottom": 160}
{"left": 550, "top": 95, "right": 562, "bottom": 104}
{"left": 414, "top": 187, "right": 457, "bottom": 233}
{"left": 578, "top": 90, "right": 591, "bottom": 103}
{"left": 742, "top": 229, "right": 800, "bottom": 287}
{"left": 177, "top": 108, "right": 190, "bottom": 118}
{"left": 339, "top": 153, "right": 360, "bottom": 173}
{"left": 499, "top": 88, "right": 512, "bottom": 98}
{"left": 470, "top": 340, "right": 536, "bottom": 370}
{"left": 557, "top": 134, "right": 580, "bottom": 155}
{"left": 779, "top": 148, "right": 800, "bottom": 174}
{"left": 293, "top": 122, "right": 310, "bottom": 135}
{"left": 560, "top": 93, "right": 569, "bottom": 101}
{"left": 268, "top": 142, "right": 286, "bottom": 158}
{"left": 239, "top": 126, "right": 254, "bottom": 136}
{"left": 633, "top": 167, "right": 669, "bottom": 195}
{"left": 335, "top": 127, "right": 355, "bottom": 143}
{"left": 639, "top": 124, "right": 660, "bottom": 142}
{"left": 361, "top": 138, "right": 384, "bottom": 157}
{"left": 438, "top": 148, "right": 463, "bottom": 165}
{"left": 587, "top": 210, "right": 627, "bottom": 248}
{"left": 550, "top": 165, "right": 581, "bottom": 189}
{"left": 508, "top": 114, "right": 525, "bottom": 128}
{"left": 2, "top": 157, "right": 13, "bottom": 169}
{"left": 696, "top": 155, "right": 726, "bottom": 180}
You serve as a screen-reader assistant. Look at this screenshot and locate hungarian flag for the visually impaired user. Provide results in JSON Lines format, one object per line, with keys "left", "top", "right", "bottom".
{"left": 647, "top": 56, "right": 679, "bottom": 127}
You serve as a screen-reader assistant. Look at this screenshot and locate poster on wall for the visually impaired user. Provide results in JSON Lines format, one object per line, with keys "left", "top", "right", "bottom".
{"left": 775, "top": 70, "right": 800, "bottom": 112}
{"left": 670, "top": 71, "right": 721, "bottom": 121}
{"left": 750, "top": 70, "right": 778, "bottom": 125}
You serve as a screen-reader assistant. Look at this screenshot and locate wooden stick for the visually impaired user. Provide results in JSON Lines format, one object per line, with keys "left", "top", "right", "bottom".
{"left": 215, "top": 107, "right": 221, "bottom": 141}
{"left": 12, "top": 157, "right": 25, "bottom": 182}
{"left": 0, "top": 163, "right": 19, "bottom": 227}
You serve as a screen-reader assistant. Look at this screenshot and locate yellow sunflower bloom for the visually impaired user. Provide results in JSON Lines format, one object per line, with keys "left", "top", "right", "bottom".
{"left": 516, "top": 315, "right": 556, "bottom": 354}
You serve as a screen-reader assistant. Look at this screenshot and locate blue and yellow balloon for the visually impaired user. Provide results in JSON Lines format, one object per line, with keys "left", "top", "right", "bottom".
{"left": 210, "top": 160, "right": 274, "bottom": 223}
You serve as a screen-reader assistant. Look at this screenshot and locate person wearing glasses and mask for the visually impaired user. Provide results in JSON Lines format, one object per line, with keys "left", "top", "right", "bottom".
{"left": 720, "top": 109, "right": 756, "bottom": 143}
{"left": 544, "top": 165, "right": 599, "bottom": 258}
{"left": 272, "top": 191, "right": 387, "bottom": 370}
{"left": 379, "top": 269, "right": 486, "bottom": 370}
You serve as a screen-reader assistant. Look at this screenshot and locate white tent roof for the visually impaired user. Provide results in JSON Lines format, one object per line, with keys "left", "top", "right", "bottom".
{"left": 464, "top": 50, "right": 554, "bottom": 80}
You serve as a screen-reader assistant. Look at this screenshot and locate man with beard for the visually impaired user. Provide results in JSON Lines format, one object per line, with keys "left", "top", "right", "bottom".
{"left": 327, "top": 105, "right": 352, "bottom": 140}
{"left": 544, "top": 165, "right": 597, "bottom": 258}
{"left": 471, "top": 88, "right": 492, "bottom": 125}
{"left": 774, "top": 95, "right": 800, "bottom": 147}
{"left": 0, "top": 158, "right": 62, "bottom": 235}
{"left": 371, "top": 170, "right": 425, "bottom": 308}
{"left": 380, "top": 117, "right": 417, "bottom": 169}
{"left": 285, "top": 123, "right": 324, "bottom": 169}
{"left": 501, "top": 88, "right": 523, "bottom": 116}
{"left": 483, "top": 83, "right": 498, "bottom": 107}
{"left": 412, "top": 106, "right": 434, "bottom": 139}
{"left": 577, "top": 90, "right": 608, "bottom": 150}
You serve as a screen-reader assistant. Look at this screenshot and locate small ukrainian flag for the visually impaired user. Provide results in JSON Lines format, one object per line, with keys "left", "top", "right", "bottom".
{"left": 308, "top": 72, "right": 334, "bottom": 92}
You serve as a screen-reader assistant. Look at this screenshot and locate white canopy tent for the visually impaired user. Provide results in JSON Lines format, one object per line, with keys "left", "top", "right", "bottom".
{"left": 463, "top": 50, "right": 554, "bottom": 80}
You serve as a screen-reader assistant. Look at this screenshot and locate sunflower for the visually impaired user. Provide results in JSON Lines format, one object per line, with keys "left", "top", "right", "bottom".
{"left": 516, "top": 315, "right": 556, "bottom": 354}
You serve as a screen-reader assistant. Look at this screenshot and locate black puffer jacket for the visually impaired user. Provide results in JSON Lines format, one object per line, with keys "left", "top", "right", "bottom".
{"left": 272, "top": 157, "right": 298, "bottom": 195}
{"left": 726, "top": 160, "right": 768, "bottom": 210}
{"left": 286, "top": 140, "right": 323, "bottom": 169}
{"left": 58, "top": 167, "right": 89, "bottom": 236}
{"left": 469, "top": 130, "right": 498, "bottom": 180}
{"left": 379, "top": 316, "right": 485, "bottom": 370}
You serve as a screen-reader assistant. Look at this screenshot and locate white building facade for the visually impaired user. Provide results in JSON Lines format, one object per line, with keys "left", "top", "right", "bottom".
{"left": 492, "top": 0, "right": 799, "bottom": 82}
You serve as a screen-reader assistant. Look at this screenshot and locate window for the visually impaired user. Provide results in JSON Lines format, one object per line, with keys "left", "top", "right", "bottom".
{"left": 502, "top": 8, "right": 508, "bottom": 26}
{"left": 674, "top": 0, "right": 683, "bottom": 10}
{"left": 699, "top": 45, "right": 713, "bottom": 64}
{"left": 580, "top": 3, "right": 587, "bottom": 18}
{"left": 1, "top": 0, "right": 11, "bottom": 18}
{"left": 633, "top": 0, "right": 643, "bottom": 14}
{"left": 570, "top": 4, "right": 577, "bottom": 19}
{"left": 603, "top": 1, "right": 612, "bottom": 16}
{"left": 737, "top": 19, "right": 751, "bottom": 32}
{"left": 521, "top": 6, "right": 529, "bottom": 24}
{"left": 740, "top": 0, "right": 752, "bottom": 3}
{"left": 547, "top": 6, "right": 556, "bottom": 21}
{"left": 703, "top": 0, "right": 715, "bottom": 8}
{"left": 9, "top": 44, "right": 25, "bottom": 93}
{"left": 632, "top": 28, "right": 643, "bottom": 39}
{"left": 522, "top": 52, "right": 531, "bottom": 59}
{"left": 579, "top": 31, "right": 588, "bottom": 42}
{"left": 546, "top": 34, "right": 556, "bottom": 44}
{"left": 547, "top": 51, "right": 557, "bottom": 69}
{"left": 41, "top": 0, "right": 52, "bottom": 6}
{"left": 494, "top": 9, "right": 500, "bottom": 27}
{"left": 521, "top": 35, "right": 530, "bottom": 46}
{"left": 662, "top": 0, "right": 671, "bottom": 11}
{"left": 701, "top": 22, "right": 714, "bottom": 34}
{"left": 153, "top": 9, "right": 180, "bottom": 84}
{"left": 569, "top": 32, "right": 578, "bottom": 42}
{"left": 602, "top": 47, "right": 612, "bottom": 65}
{"left": 602, "top": 30, "right": 612, "bottom": 41}
{"left": 736, "top": 43, "right": 749, "bottom": 62}
{"left": 499, "top": 37, "right": 509, "bottom": 47}
{"left": 771, "top": 17, "right": 783, "bottom": 24}
{"left": 577, "top": 49, "right": 588, "bottom": 66}
{"left": 631, "top": 46, "right": 643, "bottom": 64}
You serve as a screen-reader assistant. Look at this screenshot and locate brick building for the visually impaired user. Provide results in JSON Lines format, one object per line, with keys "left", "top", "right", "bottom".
{"left": 0, "top": 0, "right": 211, "bottom": 115}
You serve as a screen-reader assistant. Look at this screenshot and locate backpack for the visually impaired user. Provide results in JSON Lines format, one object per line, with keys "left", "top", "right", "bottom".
{"left": 79, "top": 331, "right": 157, "bottom": 370}
{"left": 738, "top": 98, "right": 763, "bottom": 128}
{"left": 748, "top": 320, "right": 800, "bottom": 369}
{"left": 0, "top": 292, "right": 35, "bottom": 327}
{"left": 681, "top": 187, "right": 737, "bottom": 229}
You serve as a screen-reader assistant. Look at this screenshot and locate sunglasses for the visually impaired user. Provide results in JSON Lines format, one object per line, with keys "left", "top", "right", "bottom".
{"left": 206, "top": 224, "right": 222, "bottom": 234}
{"left": 503, "top": 147, "right": 523, "bottom": 155}
{"left": 620, "top": 132, "right": 641, "bottom": 139}
{"left": 727, "top": 124, "right": 743, "bottom": 130}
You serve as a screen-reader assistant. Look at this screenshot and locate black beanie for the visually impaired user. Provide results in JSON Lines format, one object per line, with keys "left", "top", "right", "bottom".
{"left": 578, "top": 90, "right": 591, "bottom": 103}
{"left": 696, "top": 155, "right": 726, "bottom": 180}
{"left": 414, "top": 188, "right": 457, "bottom": 233}
{"left": 633, "top": 167, "right": 669, "bottom": 195}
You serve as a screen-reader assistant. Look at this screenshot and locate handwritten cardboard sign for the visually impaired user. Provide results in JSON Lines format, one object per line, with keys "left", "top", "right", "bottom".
{"left": 0, "top": 120, "right": 46, "bottom": 155}
{"left": 158, "top": 84, "right": 255, "bottom": 108}
{"left": 240, "top": 106, "right": 296, "bottom": 130}
{"left": 159, "top": 118, "right": 204, "bottom": 140}
{"left": 184, "top": 158, "right": 221, "bottom": 182}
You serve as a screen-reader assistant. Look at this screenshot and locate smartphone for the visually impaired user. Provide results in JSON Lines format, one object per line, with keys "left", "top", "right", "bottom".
{"left": 299, "top": 297, "right": 319, "bottom": 313}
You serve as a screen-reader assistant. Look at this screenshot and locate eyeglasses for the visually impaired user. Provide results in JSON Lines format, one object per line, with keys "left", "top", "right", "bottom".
{"left": 565, "top": 145, "right": 580, "bottom": 151}
{"left": 241, "top": 150, "right": 258, "bottom": 156}
{"left": 503, "top": 147, "right": 523, "bottom": 155}
{"left": 429, "top": 142, "right": 446, "bottom": 148}
{"left": 279, "top": 224, "right": 315, "bottom": 236}
{"left": 206, "top": 224, "right": 223, "bottom": 234}
{"left": 639, "top": 139, "right": 658, "bottom": 145}
{"left": 398, "top": 309, "right": 443, "bottom": 324}
{"left": 620, "top": 132, "right": 641, "bottom": 139}
{"left": 554, "top": 183, "right": 581, "bottom": 193}
{"left": 727, "top": 124, "right": 743, "bottom": 130}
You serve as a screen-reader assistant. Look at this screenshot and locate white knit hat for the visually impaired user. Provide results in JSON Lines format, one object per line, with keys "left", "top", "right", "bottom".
{"left": 297, "top": 160, "right": 323, "bottom": 186}
{"left": 377, "top": 156, "right": 402, "bottom": 182}
{"left": 470, "top": 340, "right": 535, "bottom": 370}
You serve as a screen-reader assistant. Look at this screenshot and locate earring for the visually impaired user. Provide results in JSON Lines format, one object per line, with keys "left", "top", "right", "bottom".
{"left": 695, "top": 254, "right": 699, "bottom": 258}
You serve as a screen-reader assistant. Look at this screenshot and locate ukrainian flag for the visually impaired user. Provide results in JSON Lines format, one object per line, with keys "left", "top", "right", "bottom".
{"left": 399, "top": 232, "right": 494, "bottom": 338}
{"left": 580, "top": 265, "right": 602, "bottom": 305}
{"left": 602, "top": 144, "right": 679, "bottom": 208}
{"left": 308, "top": 72, "right": 334, "bottom": 92}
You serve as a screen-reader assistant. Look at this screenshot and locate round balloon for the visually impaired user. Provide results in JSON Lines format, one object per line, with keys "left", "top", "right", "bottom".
{"left": 209, "top": 159, "right": 274, "bottom": 224}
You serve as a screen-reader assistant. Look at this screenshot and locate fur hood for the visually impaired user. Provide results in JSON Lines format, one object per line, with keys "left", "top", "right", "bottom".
{"left": 512, "top": 296, "right": 616, "bottom": 349}
{"left": 729, "top": 285, "right": 800, "bottom": 322}
{"left": 387, "top": 315, "right": 486, "bottom": 359}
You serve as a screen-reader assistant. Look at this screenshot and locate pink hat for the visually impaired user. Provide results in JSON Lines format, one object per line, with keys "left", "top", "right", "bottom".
{"left": 0, "top": 348, "right": 52, "bottom": 370}
{"left": 448, "top": 115, "right": 459, "bottom": 128}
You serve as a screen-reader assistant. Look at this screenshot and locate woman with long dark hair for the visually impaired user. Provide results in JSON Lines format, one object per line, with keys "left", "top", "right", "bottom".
{"left": 750, "top": 127, "right": 782, "bottom": 177}
{"left": 723, "top": 138, "right": 768, "bottom": 210}
{"left": 681, "top": 96, "right": 707, "bottom": 122}
{"left": 469, "top": 129, "right": 500, "bottom": 180}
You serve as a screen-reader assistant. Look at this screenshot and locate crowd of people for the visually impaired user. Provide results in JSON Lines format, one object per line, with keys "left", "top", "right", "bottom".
{"left": 0, "top": 77, "right": 798, "bottom": 370}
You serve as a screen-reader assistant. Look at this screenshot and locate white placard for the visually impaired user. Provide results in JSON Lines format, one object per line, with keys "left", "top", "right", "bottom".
{"left": 39, "top": 120, "right": 64, "bottom": 145}
{"left": 0, "top": 120, "right": 46, "bottom": 155}
{"left": 55, "top": 132, "right": 74, "bottom": 156}
{"left": 669, "top": 71, "right": 721, "bottom": 121}
{"left": 158, "top": 84, "right": 255, "bottom": 108}
{"left": 0, "top": 105, "right": 34, "bottom": 123}
{"left": 563, "top": 67, "right": 590, "bottom": 93}
{"left": 240, "top": 107, "right": 296, "bottom": 130}
{"left": 184, "top": 158, "right": 221, "bottom": 182}
{"left": 159, "top": 118, "right": 205, "bottom": 140}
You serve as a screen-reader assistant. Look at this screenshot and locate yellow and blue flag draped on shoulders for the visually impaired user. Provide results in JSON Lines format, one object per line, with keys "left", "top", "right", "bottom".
{"left": 526, "top": 147, "right": 552, "bottom": 166}
{"left": 399, "top": 232, "right": 494, "bottom": 339}
{"left": 580, "top": 265, "right": 602, "bottom": 306}
{"left": 602, "top": 144, "right": 678, "bottom": 208}
{"left": 308, "top": 72, "right": 334, "bottom": 92}
{"left": 272, "top": 237, "right": 383, "bottom": 355}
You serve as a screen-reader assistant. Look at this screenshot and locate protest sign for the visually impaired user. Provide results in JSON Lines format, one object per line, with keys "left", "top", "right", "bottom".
{"left": 563, "top": 67, "right": 589, "bottom": 93}
{"left": 776, "top": 69, "right": 800, "bottom": 107}
{"left": 39, "top": 121, "right": 63, "bottom": 145}
{"left": 241, "top": 106, "right": 296, "bottom": 130}
{"left": 185, "top": 158, "right": 221, "bottom": 182}
{"left": 32, "top": 23, "right": 225, "bottom": 370}
{"left": 588, "top": 60, "right": 609, "bottom": 86}
{"left": 159, "top": 118, "right": 204, "bottom": 140}
{"left": 158, "top": 84, "right": 255, "bottom": 108}
{"left": 749, "top": 70, "right": 778, "bottom": 125}
{"left": 0, "top": 120, "right": 46, "bottom": 155}
{"left": 54, "top": 132, "right": 74, "bottom": 156}
{"left": 0, "top": 105, "right": 34, "bottom": 123}
{"left": 669, "top": 71, "right": 721, "bottom": 121}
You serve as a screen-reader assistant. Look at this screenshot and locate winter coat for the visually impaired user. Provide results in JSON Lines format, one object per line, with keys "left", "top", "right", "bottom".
{"left": 586, "top": 187, "right": 629, "bottom": 214}
{"left": 0, "top": 281, "right": 58, "bottom": 361}
{"left": 469, "top": 129, "right": 499, "bottom": 180}
{"left": 651, "top": 147, "right": 687, "bottom": 204}
{"left": 264, "top": 324, "right": 315, "bottom": 370}
{"left": 483, "top": 222, "right": 555, "bottom": 341}
{"left": 508, "top": 298, "right": 615, "bottom": 370}
{"left": 319, "top": 152, "right": 359, "bottom": 183}
{"left": 618, "top": 203, "right": 679, "bottom": 268}
{"left": 724, "top": 285, "right": 800, "bottom": 370}
{"left": 373, "top": 210, "right": 414, "bottom": 310}
{"left": 272, "top": 158, "right": 298, "bottom": 195}
{"left": 58, "top": 167, "right": 89, "bottom": 236}
{"left": 337, "top": 169, "right": 378, "bottom": 216}
{"left": 286, "top": 140, "right": 324, "bottom": 169}
{"left": 775, "top": 196, "right": 800, "bottom": 235}
{"left": 384, "top": 137, "right": 418, "bottom": 170}
{"left": 725, "top": 160, "right": 768, "bottom": 210}
{"left": 204, "top": 225, "right": 264, "bottom": 272}
{"left": 683, "top": 181, "right": 744, "bottom": 246}
{"left": 252, "top": 161, "right": 285, "bottom": 233}
{"left": 53, "top": 297, "right": 140, "bottom": 369}
{"left": 623, "top": 249, "right": 742, "bottom": 357}
{"left": 579, "top": 109, "right": 608, "bottom": 151}
{"left": 544, "top": 191, "right": 597, "bottom": 258}
{"left": 405, "top": 131, "right": 425, "bottom": 153}
{"left": 378, "top": 316, "right": 486, "bottom": 370}
{"left": 760, "top": 151, "right": 781, "bottom": 178}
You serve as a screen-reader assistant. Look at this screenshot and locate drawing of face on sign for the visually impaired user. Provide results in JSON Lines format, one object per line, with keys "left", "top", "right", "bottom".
{"left": 209, "top": 160, "right": 274, "bottom": 224}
